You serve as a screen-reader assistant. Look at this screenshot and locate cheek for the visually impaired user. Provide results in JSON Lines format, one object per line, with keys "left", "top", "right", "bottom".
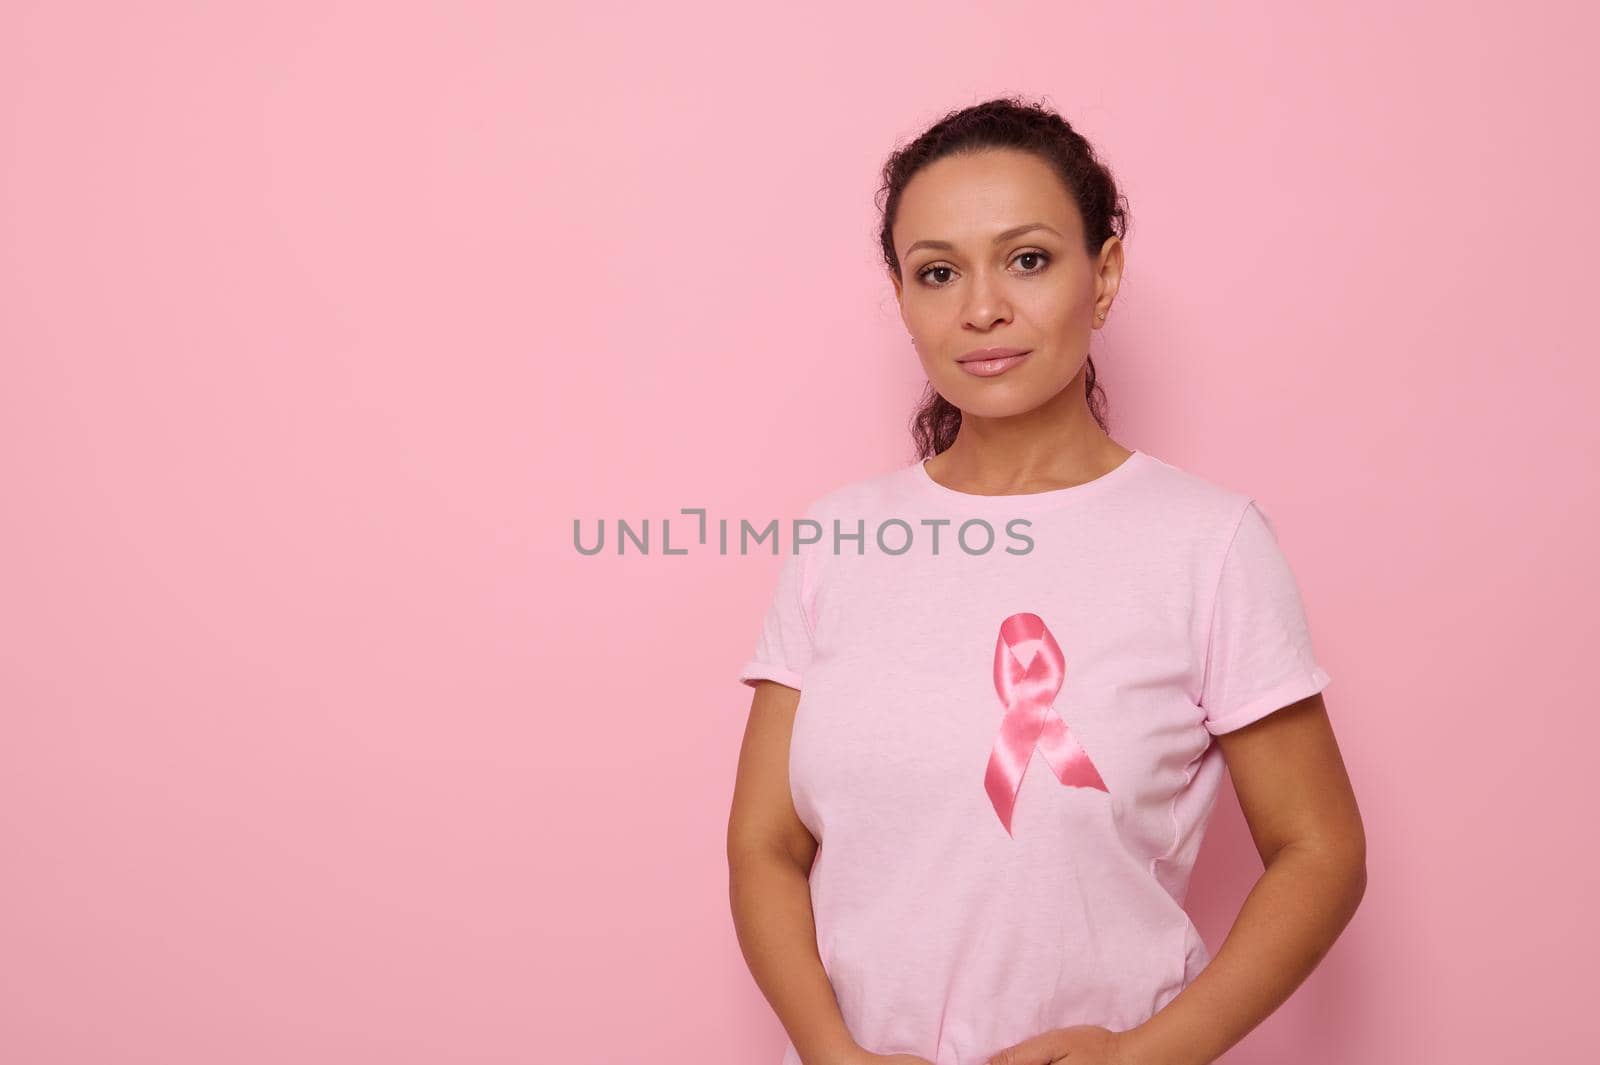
{"left": 1020, "top": 282, "right": 1088, "bottom": 328}
{"left": 903, "top": 309, "right": 940, "bottom": 362}
{"left": 911, "top": 342, "right": 942, "bottom": 382}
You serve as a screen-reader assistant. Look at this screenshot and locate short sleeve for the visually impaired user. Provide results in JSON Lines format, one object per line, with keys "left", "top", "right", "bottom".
{"left": 737, "top": 547, "right": 816, "bottom": 691}
{"left": 1199, "top": 500, "right": 1332, "bottom": 735}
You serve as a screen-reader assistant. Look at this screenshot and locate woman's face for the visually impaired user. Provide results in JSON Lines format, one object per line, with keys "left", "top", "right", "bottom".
{"left": 889, "top": 148, "right": 1121, "bottom": 420}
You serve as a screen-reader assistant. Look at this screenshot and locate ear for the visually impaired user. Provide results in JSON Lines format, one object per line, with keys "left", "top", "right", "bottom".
{"left": 887, "top": 268, "right": 903, "bottom": 302}
{"left": 1097, "top": 236, "right": 1124, "bottom": 286}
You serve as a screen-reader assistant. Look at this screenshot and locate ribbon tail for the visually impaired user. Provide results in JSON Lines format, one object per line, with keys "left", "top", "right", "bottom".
{"left": 983, "top": 739, "right": 1028, "bottom": 836}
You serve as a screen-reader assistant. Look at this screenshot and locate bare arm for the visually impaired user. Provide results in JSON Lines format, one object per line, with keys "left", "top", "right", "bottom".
{"left": 1122, "top": 693, "right": 1368, "bottom": 1065}
{"left": 727, "top": 679, "right": 860, "bottom": 1065}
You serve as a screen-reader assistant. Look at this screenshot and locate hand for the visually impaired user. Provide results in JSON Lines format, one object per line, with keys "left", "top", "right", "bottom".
{"left": 983, "top": 1024, "right": 1131, "bottom": 1065}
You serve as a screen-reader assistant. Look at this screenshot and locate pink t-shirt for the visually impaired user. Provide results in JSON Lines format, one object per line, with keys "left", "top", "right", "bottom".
{"left": 736, "top": 449, "right": 1332, "bottom": 1065}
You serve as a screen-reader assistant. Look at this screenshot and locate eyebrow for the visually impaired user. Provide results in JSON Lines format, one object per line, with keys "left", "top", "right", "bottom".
{"left": 902, "top": 222, "right": 1062, "bottom": 259}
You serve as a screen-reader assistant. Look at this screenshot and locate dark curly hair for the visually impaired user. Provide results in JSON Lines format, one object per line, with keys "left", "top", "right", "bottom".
{"left": 875, "top": 96, "right": 1131, "bottom": 460}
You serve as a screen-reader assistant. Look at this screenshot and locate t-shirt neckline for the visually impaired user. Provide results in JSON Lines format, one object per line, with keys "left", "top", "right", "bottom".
{"left": 908, "top": 449, "right": 1149, "bottom": 512}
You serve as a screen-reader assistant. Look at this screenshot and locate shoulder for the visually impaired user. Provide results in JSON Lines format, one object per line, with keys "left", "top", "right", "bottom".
{"left": 790, "top": 460, "right": 918, "bottom": 526}
{"left": 1133, "top": 449, "right": 1258, "bottom": 535}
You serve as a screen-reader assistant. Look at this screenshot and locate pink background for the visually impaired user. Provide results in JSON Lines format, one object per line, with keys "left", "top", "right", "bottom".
{"left": 2, "top": 2, "right": 1595, "bottom": 1062}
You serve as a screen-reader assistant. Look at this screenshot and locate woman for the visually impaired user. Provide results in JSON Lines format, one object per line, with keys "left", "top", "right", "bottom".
{"left": 726, "top": 97, "right": 1365, "bottom": 1065}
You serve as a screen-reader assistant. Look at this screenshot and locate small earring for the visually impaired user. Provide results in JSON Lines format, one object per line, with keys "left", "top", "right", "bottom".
{"left": 1096, "top": 311, "right": 1106, "bottom": 320}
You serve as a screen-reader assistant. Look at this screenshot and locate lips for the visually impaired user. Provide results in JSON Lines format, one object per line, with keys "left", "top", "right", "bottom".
{"left": 956, "top": 347, "right": 1032, "bottom": 378}
{"left": 957, "top": 346, "right": 1030, "bottom": 363}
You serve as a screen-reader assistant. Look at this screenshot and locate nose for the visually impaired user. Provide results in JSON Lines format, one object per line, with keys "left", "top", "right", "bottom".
{"left": 961, "top": 268, "right": 1012, "bottom": 330}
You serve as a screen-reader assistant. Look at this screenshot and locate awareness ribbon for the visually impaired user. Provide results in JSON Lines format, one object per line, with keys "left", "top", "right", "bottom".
{"left": 983, "top": 612, "right": 1107, "bottom": 836}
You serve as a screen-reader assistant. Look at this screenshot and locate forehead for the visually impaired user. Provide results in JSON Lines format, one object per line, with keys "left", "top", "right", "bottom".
{"left": 894, "top": 149, "right": 1081, "bottom": 252}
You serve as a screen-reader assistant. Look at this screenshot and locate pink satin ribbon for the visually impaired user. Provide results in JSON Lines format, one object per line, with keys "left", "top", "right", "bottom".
{"left": 984, "top": 612, "right": 1107, "bottom": 836}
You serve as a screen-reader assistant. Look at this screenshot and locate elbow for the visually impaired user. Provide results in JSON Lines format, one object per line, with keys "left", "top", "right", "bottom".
{"left": 728, "top": 816, "right": 814, "bottom": 881}
{"left": 1274, "top": 831, "right": 1367, "bottom": 910}
{"left": 727, "top": 828, "right": 800, "bottom": 876}
{"left": 1324, "top": 838, "right": 1369, "bottom": 916}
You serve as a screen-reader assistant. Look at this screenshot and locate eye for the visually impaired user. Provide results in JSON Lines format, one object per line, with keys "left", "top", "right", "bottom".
{"left": 1014, "top": 250, "right": 1051, "bottom": 273}
{"left": 914, "top": 249, "right": 1052, "bottom": 288}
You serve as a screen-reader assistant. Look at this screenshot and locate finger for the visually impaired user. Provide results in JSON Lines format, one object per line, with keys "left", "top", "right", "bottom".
{"left": 985, "top": 1040, "right": 1059, "bottom": 1065}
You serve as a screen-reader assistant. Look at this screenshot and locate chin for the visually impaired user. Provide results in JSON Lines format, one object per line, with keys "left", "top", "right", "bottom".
{"left": 936, "top": 381, "right": 1056, "bottom": 419}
